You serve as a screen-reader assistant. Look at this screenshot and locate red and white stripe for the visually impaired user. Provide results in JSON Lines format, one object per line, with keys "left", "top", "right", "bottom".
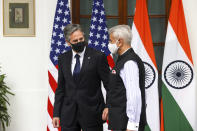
{"left": 47, "top": 60, "right": 60, "bottom": 131}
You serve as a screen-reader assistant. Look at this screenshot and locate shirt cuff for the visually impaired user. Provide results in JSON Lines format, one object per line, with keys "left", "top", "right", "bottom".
{"left": 127, "top": 121, "right": 139, "bottom": 131}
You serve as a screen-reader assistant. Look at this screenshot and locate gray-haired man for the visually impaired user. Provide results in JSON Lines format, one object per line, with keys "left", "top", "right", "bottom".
{"left": 52, "top": 24, "right": 110, "bottom": 131}
{"left": 103, "top": 25, "right": 147, "bottom": 131}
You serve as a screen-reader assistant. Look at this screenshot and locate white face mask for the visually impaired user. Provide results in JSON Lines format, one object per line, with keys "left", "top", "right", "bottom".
{"left": 108, "top": 40, "right": 119, "bottom": 54}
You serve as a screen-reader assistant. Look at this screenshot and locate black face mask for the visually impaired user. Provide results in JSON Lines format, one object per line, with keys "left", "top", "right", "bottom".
{"left": 70, "top": 41, "right": 86, "bottom": 53}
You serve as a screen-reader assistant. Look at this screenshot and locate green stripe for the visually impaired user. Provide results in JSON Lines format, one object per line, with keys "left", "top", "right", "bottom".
{"left": 162, "top": 83, "right": 193, "bottom": 131}
{"left": 144, "top": 124, "right": 151, "bottom": 131}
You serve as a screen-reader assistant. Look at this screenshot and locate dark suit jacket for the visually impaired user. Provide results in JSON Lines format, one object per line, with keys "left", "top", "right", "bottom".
{"left": 53, "top": 47, "right": 110, "bottom": 128}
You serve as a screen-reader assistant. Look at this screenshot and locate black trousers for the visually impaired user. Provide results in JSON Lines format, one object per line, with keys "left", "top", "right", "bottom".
{"left": 61, "top": 125, "right": 103, "bottom": 131}
{"left": 61, "top": 103, "right": 103, "bottom": 131}
{"left": 61, "top": 119, "right": 103, "bottom": 131}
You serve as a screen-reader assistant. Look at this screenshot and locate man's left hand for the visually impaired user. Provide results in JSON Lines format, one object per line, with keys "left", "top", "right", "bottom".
{"left": 102, "top": 108, "right": 108, "bottom": 121}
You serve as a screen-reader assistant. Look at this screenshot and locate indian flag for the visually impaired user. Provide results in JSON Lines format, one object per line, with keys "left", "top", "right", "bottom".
{"left": 161, "top": 0, "right": 197, "bottom": 130}
{"left": 131, "top": 0, "right": 160, "bottom": 131}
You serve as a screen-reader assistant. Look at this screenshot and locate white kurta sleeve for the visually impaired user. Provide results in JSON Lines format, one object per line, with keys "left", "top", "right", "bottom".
{"left": 120, "top": 60, "right": 142, "bottom": 131}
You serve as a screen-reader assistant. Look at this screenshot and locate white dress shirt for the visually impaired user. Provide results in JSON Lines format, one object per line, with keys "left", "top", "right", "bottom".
{"left": 71, "top": 47, "right": 86, "bottom": 74}
{"left": 119, "top": 59, "right": 142, "bottom": 131}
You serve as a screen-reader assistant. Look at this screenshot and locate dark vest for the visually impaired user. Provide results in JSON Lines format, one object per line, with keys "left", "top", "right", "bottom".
{"left": 108, "top": 48, "right": 147, "bottom": 130}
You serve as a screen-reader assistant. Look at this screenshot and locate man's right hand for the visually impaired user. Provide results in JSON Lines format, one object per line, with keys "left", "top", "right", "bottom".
{"left": 52, "top": 117, "right": 60, "bottom": 128}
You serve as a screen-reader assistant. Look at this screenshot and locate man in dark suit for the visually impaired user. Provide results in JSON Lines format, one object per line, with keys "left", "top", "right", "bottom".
{"left": 52, "top": 24, "right": 110, "bottom": 131}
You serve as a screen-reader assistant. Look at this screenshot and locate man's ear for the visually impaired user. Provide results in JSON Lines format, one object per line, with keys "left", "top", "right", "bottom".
{"left": 66, "top": 40, "right": 71, "bottom": 46}
{"left": 118, "top": 38, "right": 124, "bottom": 47}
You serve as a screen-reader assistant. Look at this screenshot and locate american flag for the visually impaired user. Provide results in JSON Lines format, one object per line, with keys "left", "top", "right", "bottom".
{"left": 88, "top": 0, "right": 114, "bottom": 68}
{"left": 47, "top": 0, "right": 71, "bottom": 131}
{"left": 89, "top": 0, "right": 114, "bottom": 130}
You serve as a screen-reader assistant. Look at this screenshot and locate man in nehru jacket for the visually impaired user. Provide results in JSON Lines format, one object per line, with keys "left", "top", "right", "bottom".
{"left": 102, "top": 25, "right": 147, "bottom": 131}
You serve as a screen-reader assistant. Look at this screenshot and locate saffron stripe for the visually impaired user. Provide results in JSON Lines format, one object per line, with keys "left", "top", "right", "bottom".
{"left": 169, "top": 0, "right": 193, "bottom": 64}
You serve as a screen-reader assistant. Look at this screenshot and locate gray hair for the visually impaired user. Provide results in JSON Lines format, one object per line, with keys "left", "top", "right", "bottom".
{"left": 63, "top": 24, "right": 84, "bottom": 41}
{"left": 109, "top": 25, "right": 132, "bottom": 45}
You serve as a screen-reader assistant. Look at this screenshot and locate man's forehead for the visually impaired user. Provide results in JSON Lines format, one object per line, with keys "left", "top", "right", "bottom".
{"left": 70, "top": 31, "right": 84, "bottom": 38}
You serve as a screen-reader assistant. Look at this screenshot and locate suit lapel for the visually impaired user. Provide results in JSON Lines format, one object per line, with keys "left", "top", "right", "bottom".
{"left": 64, "top": 51, "right": 73, "bottom": 79}
{"left": 79, "top": 47, "right": 91, "bottom": 80}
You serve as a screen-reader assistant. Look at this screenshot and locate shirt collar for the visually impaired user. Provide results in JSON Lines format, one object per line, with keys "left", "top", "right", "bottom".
{"left": 120, "top": 47, "right": 131, "bottom": 56}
